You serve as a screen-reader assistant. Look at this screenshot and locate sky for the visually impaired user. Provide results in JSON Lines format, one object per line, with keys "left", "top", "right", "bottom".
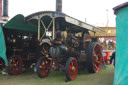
{"left": 9, "top": 0, "right": 128, "bottom": 27}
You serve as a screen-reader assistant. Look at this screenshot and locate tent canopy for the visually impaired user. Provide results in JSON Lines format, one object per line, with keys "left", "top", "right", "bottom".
{"left": 0, "top": 26, "right": 8, "bottom": 66}
{"left": 3, "top": 14, "right": 38, "bottom": 32}
{"left": 113, "top": 2, "right": 128, "bottom": 85}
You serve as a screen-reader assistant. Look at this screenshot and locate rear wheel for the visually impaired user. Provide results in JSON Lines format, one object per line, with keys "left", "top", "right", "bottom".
{"left": 65, "top": 57, "right": 78, "bottom": 81}
{"left": 6, "top": 55, "right": 23, "bottom": 75}
{"left": 87, "top": 42, "right": 102, "bottom": 73}
{"left": 36, "top": 57, "right": 51, "bottom": 78}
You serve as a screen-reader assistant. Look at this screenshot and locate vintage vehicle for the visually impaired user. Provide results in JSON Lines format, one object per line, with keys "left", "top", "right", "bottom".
{"left": 0, "top": 14, "right": 39, "bottom": 74}
{"left": 25, "top": 11, "right": 104, "bottom": 81}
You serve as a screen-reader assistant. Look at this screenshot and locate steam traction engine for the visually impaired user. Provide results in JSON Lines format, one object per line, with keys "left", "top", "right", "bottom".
{"left": 25, "top": 11, "right": 104, "bottom": 81}
{"left": 1, "top": 14, "right": 39, "bottom": 75}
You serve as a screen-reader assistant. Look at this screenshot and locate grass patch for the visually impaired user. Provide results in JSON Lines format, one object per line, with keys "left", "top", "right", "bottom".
{"left": 0, "top": 65, "right": 114, "bottom": 85}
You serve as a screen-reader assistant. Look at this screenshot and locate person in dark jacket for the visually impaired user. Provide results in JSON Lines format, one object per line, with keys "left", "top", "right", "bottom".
{"left": 110, "top": 51, "right": 115, "bottom": 66}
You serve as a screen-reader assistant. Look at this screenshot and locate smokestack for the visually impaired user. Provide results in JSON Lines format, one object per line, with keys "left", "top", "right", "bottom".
{"left": 2, "top": 0, "right": 8, "bottom": 21}
{"left": 56, "top": 0, "right": 62, "bottom": 12}
{"left": 0, "top": 0, "right": 2, "bottom": 20}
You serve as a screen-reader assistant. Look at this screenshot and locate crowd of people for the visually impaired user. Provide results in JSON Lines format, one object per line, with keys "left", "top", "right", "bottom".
{"left": 101, "top": 40, "right": 116, "bottom": 50}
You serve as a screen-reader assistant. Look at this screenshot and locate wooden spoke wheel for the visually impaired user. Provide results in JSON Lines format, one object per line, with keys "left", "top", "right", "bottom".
{"left": 87, "top": 42, "right": 102, "bottom": 73}
{"left": 0, "top": 58, "right": 5, "bottom": 70}
{"left": 6, "top": 55, "right": 23, "bottom": 75}
{"left": 37, "top": 57, "right": 51, "bottom": 78}
{"left": 65, "top": 57, "right": 78, "bottom": 81}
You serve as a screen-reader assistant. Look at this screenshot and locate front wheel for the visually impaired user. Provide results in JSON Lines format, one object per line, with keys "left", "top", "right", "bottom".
{"left": 65, "top": 57, "right": 78, "bottom": 81}
{"left": 36, "top": 57, "right": 51, "bottom": 78}
{"left": 6, "top": 55, "right": 23, "bottom": 75}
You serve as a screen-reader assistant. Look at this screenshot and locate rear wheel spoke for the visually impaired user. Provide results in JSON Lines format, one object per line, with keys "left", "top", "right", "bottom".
{"left": 95, "top": 61, "right": 100, "bottom": 64}
{"left": 93, "top": 64, "right": 98, "bottom": 70}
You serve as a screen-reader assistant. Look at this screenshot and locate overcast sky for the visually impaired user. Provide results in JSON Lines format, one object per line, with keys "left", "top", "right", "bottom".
{"left": 9, "top": 0, "right": 128, "bottom": 27}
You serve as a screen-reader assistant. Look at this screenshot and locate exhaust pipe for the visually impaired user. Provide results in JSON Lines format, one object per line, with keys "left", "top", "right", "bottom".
{"left": 0, "top": 0, "right": 2, "bottom": 20}
{"left": 56, "top": 0, "right": 62, "bottom": 12}
{"left": 2, "top": 0, "right": 8, "bottom": 21}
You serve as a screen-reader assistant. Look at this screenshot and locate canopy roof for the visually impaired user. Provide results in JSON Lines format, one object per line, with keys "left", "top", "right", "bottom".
{"left": 3, "top": 14, "right": 38, "bottom": 32}
{"left": 25, "top": 11, "right": 104, "bottom": 33}
{"left": 3, "top": 11, "right": 105, "bottom": 34}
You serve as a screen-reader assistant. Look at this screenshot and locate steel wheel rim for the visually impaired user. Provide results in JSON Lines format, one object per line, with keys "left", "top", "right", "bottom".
{"left": 8, "top": 56, "right": 23, "bottom": 75}
{"left": 93, "top": 44, "right": 102, "bottom": 72}
{"left": 38, "top": 57, "right": 50, "bottom": 77}
{"left": 68, "top": 59, "right": 78, "bottom": 80}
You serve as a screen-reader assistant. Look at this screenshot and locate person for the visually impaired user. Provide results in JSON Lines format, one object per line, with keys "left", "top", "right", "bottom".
{"left": 110, "top": 51, "right": 115, "bottom": 66}
{"left": 103, "top": 40, "right": 107, "bottom": 50}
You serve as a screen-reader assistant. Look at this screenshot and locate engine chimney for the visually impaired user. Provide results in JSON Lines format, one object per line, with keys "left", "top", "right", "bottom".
{"left": 56, "top": 0, "right": 62, "bottom": 12}
{"left": 2, "top": 0, "right": 8, "bottom": 21}
{"left": 0, "top": 0, "right": 2, "bottom": 20}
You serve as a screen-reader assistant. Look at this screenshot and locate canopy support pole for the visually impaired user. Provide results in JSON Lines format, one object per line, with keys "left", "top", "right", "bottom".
{"left": 53, "top": 18, "right": 55, "bottom": 40}
{"left": 38, "top": 19, "right": 40, "bottom": 40}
